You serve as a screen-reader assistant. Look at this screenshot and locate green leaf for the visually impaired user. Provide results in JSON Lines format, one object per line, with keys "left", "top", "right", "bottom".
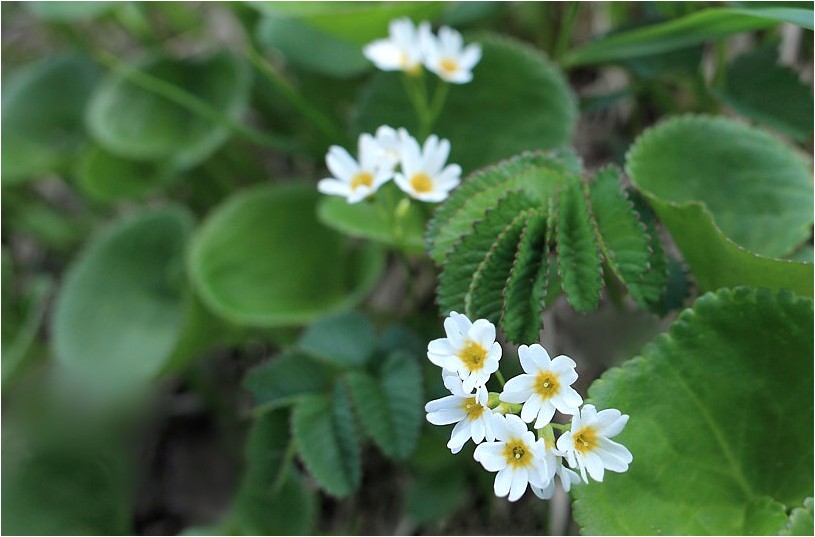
{"left": 26, "top": 1, "right": 116, "bottom": 20}
{"left": 717, "top": 47, "right": 814, "bottom": 142}
{"left": 501, "top": 212, "right": 547, "bottom": 343}
{"left": 353, "top": 34, "right": 577, "bottom": 172}
{"left": 76, "top": 145, "right": 177, "bottom": 202}
{"left": 346, "top": 351, "right": 423, "bottom": 460}
{"left": 627, "top": 115, "right": 813, "bottom": 293}
{"left": 298, "top": 311, "right": 376, "bottom": 368}
{"left": 589, "top": 167, "right": 664, "bottom": 308}
{"left": 188, "top": 183, "right": 385, "bottom": 327}
{"left": 2, "top": 54, "right": 99, "bottom": 184}
{"left": 573, "top": 288, "right": 814, "bottom": 535}
{"left": 52, "top": 206, "right": 194, "bottom": 395}
{"left": 2, "top": 275, "right": 51, "bottom": 387}
{"left": 317, "top": 185, "right": 426, "bottom": 253}
{"left": 406, "top": 467, "right": 467, "bottom": 525}
{"left": 232, "top": 411, "right": 315, "bottom": 535}
{"left": 292, "top": 383, "right": 361, "bottom": 497}
{"left": 244, "top": 351, "right": 334, "bottom": 412}
{"left": 87, "top": 51, "right": 251, "bottom": 169}
{"left": 781, "top": 498, "right": 814, "bottom": 536}
{"left": 557, "top": 180, "right": 603, "bottom": 312}
{"left": 564, "top": 7, "right": 814, "bottom": 67}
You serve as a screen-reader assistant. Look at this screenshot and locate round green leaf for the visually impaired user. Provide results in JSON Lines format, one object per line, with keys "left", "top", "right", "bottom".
{"left": 573, "top": 287, "right": 813, "bottom": 535}
{"left": 52, "top": 206, "right": 194, "bottom": 392}
{"left": 76, "top": 145, "right": 177, "bottom": 202}
{"left": 2, "top": 54, "right": 99, "bottom": 184}
{"left": 353, "top": 34, "right": 577, "bottom": 172}
{"left": 188, "top": 183, "right": 385, "bottom": 327}
{"left": 627, "top": 115, "right": 813, "bottom": 259}
{"left": 87, "top": 51, "right": 250, "bottom": 168}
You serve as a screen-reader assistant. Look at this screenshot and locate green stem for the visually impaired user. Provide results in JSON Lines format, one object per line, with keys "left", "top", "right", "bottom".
{"left": 93, "top": 50, "right": 308, "bottom": 155}
{"left": 400, "top": 74, "right": 431, "bottom": 130}
{"left": 554, "top": 2, "right": 581, "bottom": 61}
{"left": 244, "top": 45, "right": 349, "bottom": 145}
{"left": 495, "top": 370, "right": 506, "bottom": 388}
{"left": 271, "top": 441, "right": 296, "bottom": 494}
{"left": 424, "top": 81, "right": 450, "bottom": 136}
{"left": 549, "top": 422, "right": 571, "bottom": 431}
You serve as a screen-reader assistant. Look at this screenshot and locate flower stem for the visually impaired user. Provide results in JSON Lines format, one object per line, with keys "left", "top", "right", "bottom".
{"left": 549, "top": 422, "right": 571, "bottom": 431}
{"left": 495, "top": 370, "right": 506, "bottom": 388}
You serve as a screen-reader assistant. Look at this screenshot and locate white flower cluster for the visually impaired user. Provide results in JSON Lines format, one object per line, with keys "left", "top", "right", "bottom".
{"left": 425, "top": 312, "right": 633, "bottom": 502}
{"left": 317, "top": 126, "right": 461, "bottom": 204}
{"left": 364, "top": 18, "right": 482, "bottom": 84}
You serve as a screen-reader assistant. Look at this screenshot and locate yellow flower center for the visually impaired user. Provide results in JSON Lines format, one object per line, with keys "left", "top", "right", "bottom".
{"left": 400, "top": 53, "right": 421, "bottom": 76}
{"left": 503, "top": 439, "right": 533, "bottom": 468}
{"left": 409, "top": 173, "right": 433, "bottom": 193}
{"left": 534, "top": 371, "right": 560, "bottom": 400}
{"left": 439, "top": 57, "right": 459, "bottom": 75}
{"left": 458, "top": 341, "right": 487, "bottom": 372}
{"left": 572, "top": 426, "right": 599, "bottom": 455}
{"left": 461, "top": 397, "right": 485, "bottom": 420}
{"left": 350, "top": 172, "right": 373, "bottom": 191}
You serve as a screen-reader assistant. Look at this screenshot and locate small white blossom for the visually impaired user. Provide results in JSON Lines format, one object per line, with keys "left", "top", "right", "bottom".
{"left": 427, "top": 311, "right": 501, "bottom": 392}
{"left": 556, "top": 404, "right": 633, "bottom": 483}
{"left": 363, "top": 18, "right": 429, "bottom": 75}
{"left": 371, "top": 125, "right": 404, "bottom": 167}
{"left": 317, "top": 133, "right": 394, "bottom": 203}
{"left": 530, "top": 437, "right": 581, "bottom": 500}
{"left": 473, "top": 414, "right": 550, "bottom": 502}
{"left": 500, "top": 344, "right": 583, "bottom": 428}
{"left": 425, "top": 371, "right": 498, "bottom": 454}
{"left": 394, "top": 133, "right": 461, "bottom": 202}
{"left": 421, "top": 25, "right": 481, "bottom": 84}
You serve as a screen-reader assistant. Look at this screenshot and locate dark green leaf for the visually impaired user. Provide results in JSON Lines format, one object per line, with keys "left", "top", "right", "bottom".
{"left": 501, "top": 212, "right": 547, "bottom": 343}
{"left": 244, "top": 351, "right": 334, "bottom": 412}
{"left": 298, "top": 311, "right": 376, "bottom": 368}
{"left": 557, "top": 180, "right": 603, "bottom": 312}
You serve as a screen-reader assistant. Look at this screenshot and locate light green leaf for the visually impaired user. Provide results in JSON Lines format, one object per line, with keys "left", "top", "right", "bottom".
{"left": 52, "top": 206, "right": 194, "bottom": 395}
{"left": 298, "top": 311, "right": 376, "bottom": 368}
{"left": 317, "top": 185, "right": 427, "bottom": 253}
{"left": 573, "top": 288, "right": 813, "bottom": 535}
{"left": 292, "top": 383, "right": 361, "bottom": 497}
{"left": 557, "top": 180, "right": 603, "bottom": 312}
{"left": 87, "top": 51, "right": 251, "bottom": 169}
{"left": 717, "top": 47, "right": 814, "bottom": 142}
{"left": 2, "top": 54, "right": 99, "bottom": 184}
{"left": 76, "top": 145, "right": 177, "bottom": 202}
{"left": 188, "top": 183, "right": 385, "bottom": 327}
{"left": 353, "top": 34, "right": 577, "bottom": 172}
{"left": 346, "top": 351, "right": 423, "bottom": 460}
{"left": 626, "top": 115, "right": 813, "bottom": 294}
{"left": 244, "top": 351, "right": 334, "bottom": 412}
{"left": 781, "top": 498, "right": 814, "bottom": 536}
{"left": 564, "top": 7, "right": 814, "bottom": 67}
{"left": 26, "top": 1, "right": 116, "bottom": 20}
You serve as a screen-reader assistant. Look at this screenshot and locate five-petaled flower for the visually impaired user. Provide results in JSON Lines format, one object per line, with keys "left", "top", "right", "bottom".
{"left": 530, "top": 435, "right": 582, "bottom": 500}
{"left": 394, "top": 133, "right": 461, "bottom": 202}
{"left": 317, "top": 133, "right": 395, "bottom": 203}
{"left": 421, "top": 25, "right": 482, "bottom": 84}
{"left": 556, "top": 404, "right": 633, "bottom": 483}
{"left": 427, "top": 311, "right": 501, "bottom": 392}
{"left": 363, "top": 17, "right": 430, "bottom": 75}
{"left": 473, "top": 414, "right": 550, "bottom": 502}
{"left": 500, "top": 344, "right": 583, "bottom": 428}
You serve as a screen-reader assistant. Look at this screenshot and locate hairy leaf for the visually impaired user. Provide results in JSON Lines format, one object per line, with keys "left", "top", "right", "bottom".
{"left": 501, "top": 212, "right": 547, "bottom": 343}
{"left": 297, "top": 311, "right": 376, "bottom": 368}
{"left": 557, "top": 180, "right": 603, "bottom": 312}
{"left": 244, "top": 351, "right": 333, "bottom": 412}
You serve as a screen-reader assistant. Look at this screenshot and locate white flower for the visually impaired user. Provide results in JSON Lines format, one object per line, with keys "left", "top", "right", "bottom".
{"left": 473, "top": 414, "right": 550, "bottom": 502}
{"left": 530, "top": 436, "right": 581, "bottom": 500}
{"left": 500, "top": 344, "right": 583, "bottom": 428}
{"left": 371, "top": 125, "right": 404, "bottom": 168}
{"left": 556, "top": 404, "right": 633, "bottom": 483}
{"left": 317, "top": 133, "right": 394, "bottom": 203}
{"left": 394, "top": 133, "right": 461, "bottom": 202}
{"left": 424, "top": 371, "right": 498, "bottom": 454}
{"left": 363, "top": 18, "right": 429, "bottom": 75}
{"left": 427, "top": 311, "right": 501, "bottom": 392}
{"left": 421, "top": 25, "right": 481, "bottom": 84}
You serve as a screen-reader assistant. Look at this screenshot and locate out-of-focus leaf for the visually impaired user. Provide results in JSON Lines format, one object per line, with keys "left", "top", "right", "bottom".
{"left": 406, "top": 467, "right": 467, "bottom": 525}
{"left": 188, "top": 183, "right": 384, "bottom": 327}
{"left": 87, "top": 51, "right": 251, "bottom": 169}
{"left": 26, "top": 1, "right": 116, "bottom": 20}
{"left": 52, "top": 206, "right": 194, "bottom": 396}
{"left": 573, "top": 288, "right": 813, "bottom": 534}
{"left": 1, "top": 276, "right": 51, "bottom": 387}
{"left": 781, "top": 498, "right": 815, "bottom": 536}
{"left": 2, "top": 54, "right": 99, "bottom": 184}
{"left": 718, "top": 47, "right": 814, "bottom": 142}
{"left": 297, "top": 311, "right": 376, "bottom": 368}
{"left": 564, "top": 7, "right": 814, "bottom": 67}
{"left": 76, "top": 145, "right": 177, "bottom": 202}
{"left": 244, "top": 351, "right": 334, "bottom": 412}
{"left": 353, "top": 34, "right": 577, "bottom": 172}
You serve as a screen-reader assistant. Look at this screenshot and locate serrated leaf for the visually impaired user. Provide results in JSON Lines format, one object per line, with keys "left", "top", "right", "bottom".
{"left": 628, "top": 191, "right": 672, "bottom": 310}
{"left": 781, "top": 498, "right": 814, "bottom": 536}
{"left": 292, "top": 384, "right": 361, "bottom": 497}
{"left": 437, "top": 193, "right": 536, "bottom": 315}
{"left": 346, "top": 352, "right": 422, "bottom": 460}
{"left": 353, "top": 34, "right": 577, "bottom": 172}
{"left": 297, "top": 311, "right": 376, "bottom": 368}
{"left": 573, "top": 288, "right": 813, "bottom": 535}
{"left": 244, "top": 351, "right": 333, "bottom": 412}
{"left": 501, "top": 212, "right": 547, "bottom": 343}
{"left": 589, "top": 166, "right": 664, "bottom": 308}
{"left": 557, "top": 180, "right": 603, "bottom": 312}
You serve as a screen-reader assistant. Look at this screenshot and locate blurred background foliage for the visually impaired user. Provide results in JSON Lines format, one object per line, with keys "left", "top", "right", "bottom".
{"left": 1, "top": 1, "right": 812, "bottom": 535}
